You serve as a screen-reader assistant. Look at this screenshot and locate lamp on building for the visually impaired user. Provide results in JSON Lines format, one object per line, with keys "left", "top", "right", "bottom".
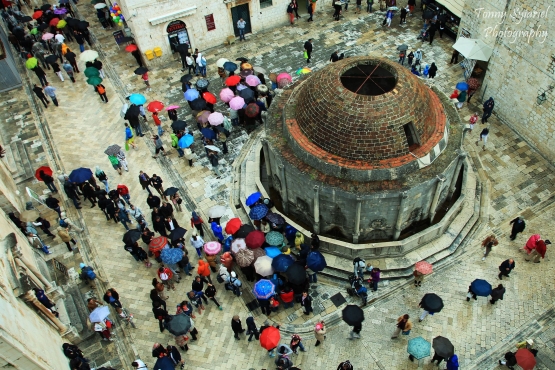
{"left": 537, "top": 92, "right": 547, "bottom": 105}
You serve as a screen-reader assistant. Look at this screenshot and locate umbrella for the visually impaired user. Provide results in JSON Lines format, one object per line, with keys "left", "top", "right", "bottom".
{"left": 25, "top": 57, "right": 38, "bottom": 70}
{"left": 38, "top": 24, "right": 49, "bottom": 31}
{"left": 77, "top": 21, "right": 90, "bottom": 30}
{"left": 165, "top": 105, "right": 180, "bottom": 111}
{"left": 20, "top": 210, "right": 39, "bottom": 222}
{"left": 254, "top": 66, "right": 266, "bottom": 74}
{"left": 35, "top": 166, "right": 53, "bottom": 181}
{"left": 407, "top": 337, "right": 431, "bottom": 360}
{"left": 54, "top": 7, "right": 67, "bottom": 14}
{"left": 196, "top": 110, "right": 211, "bottom": 123}
{"left": 229, "top": 96, "right": 246, "bottom": 110}
{"left": 178, "top": 134, "right": 194, "bottom": 148}
{"left": 86, "top": 77, "right": 103, "bottom": 86}
{"left": 420, "top": 293, "right": 444, "bottom": 313}
{"left": 231, "top": 238, "right": 247, "bottom": 254}
{"left": 456, "top": 81, "right": 469, "bottom": 91}
{"left": 271, "top": 254, "right": 294, "bottom": 272}
{"left": 134, "top": 66, "right": 148, "bottom": 75}
{"left": 257, "top": 85, "right": 269, "bottom": 95}
{"left": 306, "top": 251, "right": 327, "bottom": 272}
{"left": 207, "top": 205, "right": 226, "bottom": 218}
{"left": 190, "top": 98, "right": 207, "bottom": 111}
{"left": 165, "top": 313, "right": 192, "bottom": 336}
{"left": 432, "top": 336, "right": 455, "bottom": 358}
{"left": 147, "top": 101, "right": 164, "bottom": 112}
{"left": 161, "top": 248, "right": 183, "bottom": 264}
{"left": 415, "top": 261, "right": 433, "bottom": 275}
{"left": 89, "top": 306, "right": 110, "bottom": 323}
{"left": 149, "top": 236, "right": 168, "bottom": 252}
{"left": 30, "top": 28, "right": 38, "bottom": 35}
{"left": 265, "top": 246, "right": 281, "bottom": 258}
{"left": 246, "top": 192, "right": 262, "bottom": 207}
{"left": 49, "top": 18, "right": 59, "bottom": 27}
{"left": 296, "top": 67, "right": 311, "bottom": 75}
{"left": 153, "top": 357, "right": 174, "bottom": 370}
{"left": 423, "top": 9, "right": 434, "bottom": 19}
{"left": 397, "top": 44, "right": 409, "bottom": 51}
{"left": 79, "top": 50, "right": 99, "bottom": 62}
{"left": 129, "top": 93, "right": 146, "bottom": 105}
{"left": 204, "top": 241, "right": 222, "bottom": 255}
{"left": 246, "top": 230, "right": 265, "bottom": 249}
{"left": 254, "top": 256, "right": 274, "bottom": 276}
{"left": 249, "top": 204, "right": 268, "bottom": 221}
{"left": 265, "top": 231, "right": 284, "bottom": 246}
{"left": 32, "top": 10, "right": 43, "bottom": 19}
{"left": 342, "top": 305, "right": 365, "bottom": 326}
{"left": 225, "top": 218, "right": 242, "bottom": 235}
{"left": 41, "top": 3, "right": 52, "bottom": 10}
{"left": 236, "top": 57, "right": 248, "bottom": 63}
{"left": 253, "top": 279, "right": 275, "bottom": 299}
{"left": 163, "top": 187, "right": 179, "bottom": 196}
{"left": 104, "top": 144, "right": 122, "bottom": 156}
{"left": 219, "top": 88, "right": 235, "bottom": 103}
{"left": 171, "top": 120, "right": 187, "bottom": 131}
{"left": 169, "top": 227, "right": 187, "bottom": 241}
{"left": 245, "top": 75, "right": 261, "bottom": 87}
{"left": 265, "top": 212, "right": 285, "bottom": 225}
{"left": 470, "top": 279, "right": 492, "bottom": 297}
{"left": 223, "top": 61, "right": 238, "bottom": 72}
{"left": 239, "top": 88, "right": 255, "bottom": 103}
{"left": 286, "top": 263, "right": 306, "bottom": 285}
{"left": 45, "top": 55, "right": 59, "bottom": 64}
{"left": 184, "top": 88, "right": 200, "bottom": 101}
{"left": 235, "top": 248, "right": 254, "bottom": 267}
{"left": 42, "top": 32, "right": 55, "bottom": 40}
{"left": 269, "top": 73, "right": 277, "bottom": 82}
{"left": 245, "top": 103, "right": 260, "bottom": 118}
{"left": 18, "top": 15, "right": 32, "bottom": 22}
{"left": 515, "top": 348, "right": 536, "bottom": 370}
{"left": 69, "top": 167, "right": 92, "bottom": 183}
{"left": 201, "top": 128, "right": 216, "bottom": 140}
{"left": 225, "top": 75, "right": 241, "bottom": 87}
{"left": 277, "top": 72, "right": 292, "bottom": 84}
{"left": 216, "top": 58, "right": 230, "bottom": 68}
{"left": 84, "top": 67, "right": 100, "bottom": 77}
{"left": 202, "top": 91, "right": 217, "bottom": 105}
{"left": 196, "top": 79, "right": 210, "bottom": 90}
{"left": 260, "top": 326, "right": 280, "bottom": 350}
{"left": 251, "top": 247, "right": 266, "bottom": 263}
{"left": 235, "top": 224, "right": 255, "bottom": 238}
{"left": 452, "top": 38, "right": 493, "bottom": 62}
{"left": 242, "top": 62, "right": 253, "bottom": 70}
{"left": 388, "top": 5, "right": 399, "bottom": 10}
{"left": 94, "top": 3, "right": 107, "bottom": 8}
{"left": 240, "top": 69, "right": 254, "bottom": 77}
{"left": 204, "top": 144, "right": 220, "bottom": 153}
{"left": 56, "top": 20, "right": 67, "bottom": 29}
{"left": 122, "top": 229, "right": 142, "bottom": 244}
{"left": 125, "top": 44, "right": 138, "bottom": 52}
{"left": 180, "top": 74, "right": 193, "bottom": 84}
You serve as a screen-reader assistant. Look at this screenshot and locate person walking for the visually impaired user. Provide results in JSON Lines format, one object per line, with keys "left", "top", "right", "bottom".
{"left": 498, "top": 258, "right": 515, "bottom": 280}
{"left": 307, "top": 2, "right": 314, "bottom": 21}
{"left": 33, "top": 65, "right": 49, "bottom": 86}
{"left": 428, "top": 62, "right": 437, "bottom": 78}
{"left": 400, "top": 5, "right": 408, "bottom": 23}
{"left": 391, "top": 314, "right": 412, "bottom": 339}
{"left": 290, "top": 334, "right": 306, "bottom": 353}
{"left": 32, "top": 84, "right": 50, "bottom": 108}
{"left": 45, "top": 194, "right": 62, "bottom": 217}
{"left": 369, "top": 267, "right": 380, "bottom": 291}
{"left": 190, "top": 230, "right": 204, "bottom": 257}
{"left": 449, "top": 49, "right": 460, "bottom": 64}
{"left": 108, "top": 154, "right": 123, "bottom": 175}
{"left": 337, "top": 360, "right": 354, "bottom": 370}
{"left": 407, "top": 50, "right": 414, "bottom": 67}
{"left": 430, "top": 352, "right": 446, "bottom": 366}
{"left": 93, "top": 58, "right": 105, "bottom": 78}
{"left": 43, "top": 82, "right": 58, "bottom": 106}
{"left": 82, "top": 181, "right": 97, "bottom": 208}
{"left": 314, "top": 321, "right": 326, "bottom": 347}
{"left": 95, "top": 166, "right": 110, "bottom": 192}
{"left": 158, "top": 265, "right": 176, "bottom": 291}
{"left": 60, "top": 211, "right": 84, "bottom": 232}
{"left": 103, "top": 288, "right": 124, "bottom": 316}
{"left": 301, "top": 291, "right": 312, "bottom": 315}
{"left": 481, "top": 234, "right": 499, "bottom": 260}
{"left": 151, "top": 135, "right": 166, "bottom": 158}
{"left": 152, "top": 301, "right": 169, "bottom": 333}
{"left": 208, "top": 149, "right": 222, "bottom": 178}
{"left": 150, "top": 174, "right": 165, "bottom": 198}
{"left": 237, "top": 18, "right": 246, "bottom": 41}
{"left": 413, "top": 268, "right": 424, "bottom": 287}
{"left": 478, "top": 127, "right": 489, "bottom": 151}
{"left": 384, "top": 9, "right": 394, "bottom": 27}
{"left": 509, "top": 217, "right": 526, "bottom": 240}
{"left": 287, "top": 2, "right": 295, "bottom": 24}
{"left": 51, "top": 61, "right": 64, "bottom": 82}
{"left": 466, "top": 77, "right": 481, "bottom": 103}
{"left": 57, "top": 226, "right": 77, "bottom": 252}
{"left": 489, "top": 284, "right": 506, "bottom": 304}
{"left": 525, "top": 239, "right": 550, "bottom": 263}
{"left": 139, "top": 171, "right": 152, "bottom": 194}
{"left": 95, "top": 83, "right": 108, "bottom": 103}
{"left": 304, "top": 39, "right": 313, "bottom": 64}
{"left": 231, "top": 315, "right": 245, "bottom": 340}
{"left": 246, "top": 316, "right": 259, "bottom": 341}
{"left": 482, "top": 97, "right": 495, "bottom": 123}
{"left": 124, "top": 123, "right": 138, "bottom": 150}
{"left": 333, "top": 1, "right": 342, "bottom": 21}
{"left": 147, "top": 194, "right": 161, "bottom": 209}
{"left": 196, "top": 52, "right": 207, "bottom": 77}
{"left": 33, "top": 217, "right": 56, "bottom": 238}
{"left": 63, "top": 178, "right": 82, "bottom": 209}
{"left": 428, "top": 23, "right": 437, "bottom": 45}
{"left": 456, "top": 90, "right": 467, "bottom": 109}
{"left": 466, "top": 284, "right": 477, "bottom": 302}
{"left": 349, "top": 322, "right": 362, "bottom": 340}
{"left": 152, "top": 111, "right": 164, "bottom": 137}
{"left": 38, "top": 169, "right": 57, "bottom": 192}
{"left": 62, "top": 61, "right": 75, "bottom": 83}
{"left": 205, "top": 282, "right": 223, "bottom": 310}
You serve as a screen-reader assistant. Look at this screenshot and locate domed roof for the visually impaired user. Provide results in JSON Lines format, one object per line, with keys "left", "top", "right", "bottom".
{"left": 295, "top": 56, "right": 444, "bottom": 162}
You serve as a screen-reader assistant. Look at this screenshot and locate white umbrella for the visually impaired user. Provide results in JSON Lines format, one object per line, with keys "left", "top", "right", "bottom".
{"left": 79, "top": 50, "right": 99, "bottom": 62}
{"left": 205, "top": 145, "right": 221, "bottom": 152}
{"left": 89, "top": 306, "right": 110, "bottom": 323}
{"left": 254, "top": 256, "right": 274, "bottom": 276}
{"left": 452, "top": 38, "right": 493, "bottom": 61}
{"left": 94, "top": 3, "right": 107, "bottom": 9}
{"left": 216, "top": 58, "right": 229, "bottom": 69}
{"left": 207, "top": 205, "right": 227, "bottom": 218}
{"left": 254, "top": 66, "right": 266, "bottom": 74}
{"left": 231, "top": 238, "right": 247, "bottom": 254}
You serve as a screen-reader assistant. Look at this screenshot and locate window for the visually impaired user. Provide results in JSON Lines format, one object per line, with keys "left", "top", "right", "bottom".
{"left": 260, "top": 0, "right": 272, "bottom": 9}
{"left": 403, "top": 122, "right": 420, "bottom": 150}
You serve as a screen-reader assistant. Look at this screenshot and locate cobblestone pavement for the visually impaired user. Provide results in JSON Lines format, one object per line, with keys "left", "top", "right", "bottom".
{"left": 2, "top": 2, "right": 555, "bottom": 369}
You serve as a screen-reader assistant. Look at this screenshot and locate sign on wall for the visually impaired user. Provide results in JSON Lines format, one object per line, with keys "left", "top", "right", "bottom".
{"left": 205, "top": 14, "right": 216, "bottom": 31}
{"left": 113, "top": 30, "right": 125, "bottom": 45}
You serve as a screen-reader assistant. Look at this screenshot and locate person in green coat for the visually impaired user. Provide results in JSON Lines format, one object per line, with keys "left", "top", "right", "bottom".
{"left": 456, "top": 90, "right": 467, "bottom": 109}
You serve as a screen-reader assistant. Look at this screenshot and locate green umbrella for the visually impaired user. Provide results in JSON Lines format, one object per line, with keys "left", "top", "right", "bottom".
{"left": 26, "top": 57, "right": 38, "bottom": 70}
{"left": 84, "top": 67, "right": 100, "bottom": 78}
{"left": 86, "top": 76, "right": 103, "bottom": 86}
{"left": 56, "top": 20, "right": 67, "bottom": 28}
{"left": 30, "top": 28, "right": 38, "bottom": 35}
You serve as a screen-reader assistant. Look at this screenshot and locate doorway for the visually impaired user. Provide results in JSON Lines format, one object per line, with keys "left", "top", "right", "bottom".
{"left": 166, "top": 20, "right": 191, "bottom": 54}
{"left": 297, "top": 0, "right": 309, "bottom": 14}
{"left": 231, "top": 4, "right": 251, "bottom": 37}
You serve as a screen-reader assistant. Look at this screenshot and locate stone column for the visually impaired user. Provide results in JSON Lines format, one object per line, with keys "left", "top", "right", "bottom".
{"left": 448, "top": 150, "right": 467, "bottom": 199}
{"left": 11, "top": 243, "right": 53, "bottom": 292}
{"left": 393, "top": 192, "right": 408, "bottom": 240}
{"left": 278, "top": 164, "right": 288, "bottom": 213}
{"left": 261, "top": 139, "right": 273, "bottom": 181}
{"left": 23, "top": 290, "right": 68, "bottom": 333}
{"left": 313, "top": 186, "right": 320, "bottom": 234}
{"left": 429, "top": 175, "right": 446, "bottom": 224}
{"left": 352, "top": 197, "right": 362, "bottom": 243}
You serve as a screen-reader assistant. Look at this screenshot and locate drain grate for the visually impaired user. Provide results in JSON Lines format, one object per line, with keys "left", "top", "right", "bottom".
{"left": 329, "top": 292, "right": 347, "bottom": 307}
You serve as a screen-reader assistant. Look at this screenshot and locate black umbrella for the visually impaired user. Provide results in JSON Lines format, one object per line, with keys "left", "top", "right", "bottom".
{"left": 169, "top": 227, "right": 187, "bottom": 242}
{"left": 234, "top": 224, "right": 255, "bottom": 238}
{"left": 45, "top": 55, "right": 58, "bottom": 64}
{"left": 181, "top": 83, "right": 189, "bottom": 92}
{"left": 342, "top": 305, "right": 365, "bottom": 326}
{"left": 432, "top": 336, "right": 454, "bottom": 358}
{"left": 189, "top": 98, "right": 207, "bottom": 111}
{"left": 77, "top": 20, "right": 90, "bottom": 30}
{"left": 126, "top": 105, "right": 140, "bottom": 117}
{"left": 165, "top": 313, "right": 192, "bottom": 336}
{"left": 66, "top": 18, "right": 80, "bottom": 27}
{"left": 171, "top": 120, "right": 187, "bottom": 131}
{"left": 423, "top": 9, "right": 434, "bottom": 19}
{"left": 286, "top": 262, "right": 307, "bottom": 285}
{"left": 122, "top": 229, "right": 141, "bottom": 244}
{"left": 239, "top": 88, "right": 255, "bottom": 103}
{"left": 20, "top": 16, "right": 33, "bottom": 23}
{"left": 265, "top": 212, "right": 285, "bottom": 225}
{"left": 420, "top": 293, "right": 444, "bottom": 313}
{"left": 180, "top": 74, "right": 193, "bottom": 83}
{"left": 134, "top": 67, "right": 148, "bottom": 75}
{"left": 176, "top": 44, "right": 189, "bottom": 54}
{"left": 41, "top": 4, "right": 52, "bottom": 10}
{"left": 163, "top": 187, "right": 179, "bottom": 196}
{"left": 236, "top": 57, "right": 248, "bottom": 62}
{"left": 397, "top": 44, "right": 409, "bottom": 51}
{"left": 38, "top": 23, "right": 49, "bottom": 31}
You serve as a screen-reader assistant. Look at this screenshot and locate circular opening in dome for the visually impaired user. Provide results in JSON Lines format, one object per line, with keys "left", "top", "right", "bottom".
{"left": 340, "top": 63, "right": 397, "bottom": 96}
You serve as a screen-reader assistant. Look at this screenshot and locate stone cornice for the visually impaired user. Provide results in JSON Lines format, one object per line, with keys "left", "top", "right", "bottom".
{"left": 148, "top": 6, "right": 197, "bottom": 26}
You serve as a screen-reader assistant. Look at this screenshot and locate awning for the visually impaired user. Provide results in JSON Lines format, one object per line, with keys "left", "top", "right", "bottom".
{"left": 453, "top": 38, "right": 493, "bottom": 61}
{"left": 435, "top": 0, "right": 464, "bottom": 18}
{"left": 148, "top": 7, "right": 197, "bottom": 26}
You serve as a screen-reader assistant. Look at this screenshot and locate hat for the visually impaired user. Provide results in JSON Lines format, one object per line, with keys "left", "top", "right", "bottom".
{"left": 79, "top": 263, "right": 86, "bottom": 268}
{"left": 545, "top": 240, "right": 551, "bottom": 245}
{"left": 527, "top": 339, "right": 534, "bottom": 346}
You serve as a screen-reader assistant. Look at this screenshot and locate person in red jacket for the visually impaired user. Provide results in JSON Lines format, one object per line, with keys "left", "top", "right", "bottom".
{"left": 526, "top": 239, "right": 550, "bottom": 263}
{"left": 197, "top": 260, "right": 212, "bottom": 283}
{"left": 152, "top": 111, "right": 164, "bottom": 136}
{"left": 116, "top": 184, "right": 131, "bottom": 205}
{"left": 280, "top": 287, "right": 294, "bottom": 309}
{"left": 157, "top": 266, "right": 175, "bottom": 290}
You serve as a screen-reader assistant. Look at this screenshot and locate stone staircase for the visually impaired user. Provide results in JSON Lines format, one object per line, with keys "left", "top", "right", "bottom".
{"left": 6, "top": 139, "right": 35, "bottom": 184}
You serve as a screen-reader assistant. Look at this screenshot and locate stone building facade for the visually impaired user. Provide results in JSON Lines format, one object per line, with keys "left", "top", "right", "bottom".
{"left": 459, "top": 0, "right": 555, "bottom": 160}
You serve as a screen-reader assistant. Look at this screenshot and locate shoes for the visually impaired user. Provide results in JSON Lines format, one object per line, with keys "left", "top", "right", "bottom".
{"left": 218, "top": 306, "right": 223, "bottom": 310}
{"left": 466, "top": 297, "right": 470, "bottom": 302}
{"left": 76, "top": 207, "right": 82, "bottom": 209}
{"left": 534, "top": 261, "right": 540, "bottom": 263}
{"left": 418, "top": 319, "right": 422, "bottom": 322}
{"left": 482, "top": 257, "right": 486, "bottom": 261}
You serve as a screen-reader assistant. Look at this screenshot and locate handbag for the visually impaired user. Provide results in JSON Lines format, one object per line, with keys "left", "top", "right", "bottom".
{"left": 402, "top": 329, "right": 411, "bottom": 336}
{"left": 303, "top": 50, "right": 308, "bottom": 59}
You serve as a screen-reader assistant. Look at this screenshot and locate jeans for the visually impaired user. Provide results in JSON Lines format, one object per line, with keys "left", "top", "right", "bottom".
{"left": 38, "top": 75, "right": 48, "bottom": 86}
{"left": 49, "top": 96, "right": 59, "bottom": 106}
{"left": 367, "top": 3, "right": 372, "bottom": 12}
{"left": 183, "top": 262, "right": 192, "bottom": 275}
{"left": 69, "top": 196, "right": 80, "bottom": 208}
{"left": 198, "top": 66, "right": 206, "bottom": 76}
{"left": 45, "top": 181, "right": 57, "bottom": 192}
{"left": 79, "top": 43, "right": 85, "bottom": 52}
{"left": 239, "top": 28, "right": 245, "bottom": 40}
{"left": 134, "top": 124, "right": 143, "bottom": 137}
{"left": 51, "top": 206, "right": 62, "bottom": 217}
{"left": 121, "top": 194, "right": 131, "bottom": 205}
{"left": 99, "top": 93, "right": 108, "bottom": 103}
{"left": 419, "top": 310, "right": 430, "bottom": 321}
{"left": 282, "top": 301, "right": 294, "bottom": 309}
{"left": 177, "top": 148, "right": 184, "bottom": 157}
{"left": 398, "top": 56, "right": 405, "bottom": 65}
{"left": 482, "top": 111, "right": 492, "bottom": 123}
{"left": 308, "top": 272, "right": 317, "bottom": 283}
{"left": 120, "top": 219, "right": 130, "bottom": 230}
{"left": 100, "top": 179, "right": 109, "bottom": 192}
{"left": 372, "top": 280, "right": 378, "bottom": 291}
{"left": 157, "top": 125, "right": 164, "bottom": 136}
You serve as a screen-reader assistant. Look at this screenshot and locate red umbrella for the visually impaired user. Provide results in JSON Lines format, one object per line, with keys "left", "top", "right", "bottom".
{"left": 49, "top": 18, "right": 60, "bottom": 26}
{"left": 225, "top": 75, "right": 241, "bottom": 87}
{"left": 245, "top": 230, "right": 265, "bottom": 249}
{"left": 245, "top": 103, "right": 260, "bottom": 118}
{"left": 225, "top": 218, "right": 242, "bottom": 234}
{"left": 35, "top": 166, "right": 53, "bottom": 181}
{"left": 260, "top": 326, "right": 280, "bottom": 350}
{"left": 415, "top": 261, "right": 433, "bottom": 275}
{"left": 202, "top": 92, "right": 217, "bottom": 105}
{"left": 515, "top": 349, "right": 536, "bottom": 370}
{"left": 147, "top": 100, "right": 164, "bottom": 112}
{"left": 32, "top": 10, "right": 43, "bottom": 19}
{"left": 149, "top": 236, "right": 168, "bottom": 252}
{"left": 125, "top": 44, "right": 138, "bottom": 52}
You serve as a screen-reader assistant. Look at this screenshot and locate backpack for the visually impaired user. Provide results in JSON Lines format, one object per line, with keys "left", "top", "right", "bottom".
{"left": 216, "top": 273, "right": 225, "bottom": 283}
{"left": 353, "top": 257, "right": 365, "bottom": 266}
{"left": 200, "top": 57, "right": 207, "bottom": 67}
{"left": 59, "top": 218, "right": 69, "bottom": 228}
{"left": 83, "top": 267, "right": 96, "bottom": 280}
{"left": 97, "top": 85, "right": 105, "bottom": 94}
{"left": 230, "top": 277, "right": 242, "bottom": 287}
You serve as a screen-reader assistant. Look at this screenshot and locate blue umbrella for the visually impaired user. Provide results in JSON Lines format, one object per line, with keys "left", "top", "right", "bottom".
{"left": 129, "top": 93, "right": 146, "bottom": 105}
{"left": 455, "top": 81, "right": 469, "bottom": 91}
{"left": 249, "top": 204, "right": 268, "bottom": 220}
{"left": 201, "top": 128, "right": 216, "bottom": 140}
{"left": 271, "top": 254, "right": 294, "bottom": 272}
{"left": 407, "top": 336, "right": 431, "bottom": 360}
{"left": 69, "top": 167, "right": 93, "bottom": 183}
{"left": 253, "top": 279, "right": 275, "bottom": 299}
{"left": 178, "top": 134, "right": 194, "bottom": 148}
{"left": 223, "top": 61, "right": 238, "bottom": 72}
{"left": 246, "top": 192, "right": 262, "bottom": 207}
{"left": 154, "top": 356, "right": 176, "bottom": 370}
{"left": 470, "top": 279, "right": 492, "bottom": 297}
{"left": 160, "top": 248, "right": 183, "bottom": 265}
{"left": 184, "top": 88, "right": 200, "bottom": 101}
{"left": 265, "top": 246, "right": 282, "bottom": 258}
{"left": 306, "top": 251, "right": 327, "bottom": 272}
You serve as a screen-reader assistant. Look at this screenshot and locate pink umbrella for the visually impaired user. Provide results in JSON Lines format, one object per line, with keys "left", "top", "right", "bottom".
{"left": 42, "top": 32, "right": 54, "bottom": 40}
{"left": 204, "top": 241, "right": 222, "bottom": 255}
{"left": 219, "top": 88, "right": 235, "bottom": 103}
{"left": 165, "top": 105, "right": 180, "bottom": 110}
{"left": 277, "top": 72, "right": 292, "bottom": 83}
{"left": 245, "top": 75, "right": 261, "bottom": 87}
{"left": 208, "top": 112, "right": 224, "bottom": 126}
{"left": 196, "top": 110, "right": 211, "bottom": 124}
{"left": 229, "top": 96, "right": 245, "bottom": 110}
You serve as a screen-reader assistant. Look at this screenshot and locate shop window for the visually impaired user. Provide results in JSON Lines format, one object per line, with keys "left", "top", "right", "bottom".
{"left": 260, "top": 0, "right": 272, "bottom": 9}
{"left": 403, "top": 122, "right": 420, "bottom": 150}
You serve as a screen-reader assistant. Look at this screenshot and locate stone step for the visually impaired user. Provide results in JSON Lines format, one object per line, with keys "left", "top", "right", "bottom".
{"left": 9, "top": 140, "right": 34, "bottom": 184}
